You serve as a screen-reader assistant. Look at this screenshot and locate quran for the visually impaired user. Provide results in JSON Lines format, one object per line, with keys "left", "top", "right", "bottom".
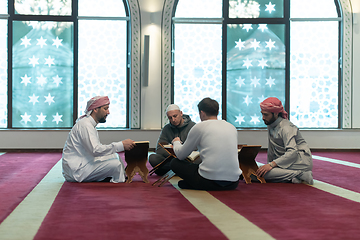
{"left": 124, "top": 141, "right": 150, "bottom": 183}
{"left": 161, "top": 144, "right": 200, "bottom": 162}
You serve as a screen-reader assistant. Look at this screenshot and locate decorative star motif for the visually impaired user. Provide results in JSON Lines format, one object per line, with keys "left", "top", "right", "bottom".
{"left": 21, "top": 112, "right": 31, "bottom": 124}
{"left": 258, "top": 95, "right": 266, "bottom": 103}
{"left": 21, "top": 74, "right": 32, "bottom": 86}
{"left": 265, "top": 2, "right": 276, "bottom": 14}
{"left": 265, "top": 39, "right": 276, "bottom": 50}
{"left": 52, "top": 36, "right": 63, "bottom": 48}
{"left": 52, "top": 112, "right": 63, "bottom": 124}
{"left": 44, "top": 93, "right": 55, "bottom": 105}
{"left": 29, "top": 56, "right": 39, "bottom": 67}
{"left": 242, "top": 24, "right": 253, "bottom": 32}
{"left": 36, "top": 36, "right": 47, "bottom": 48}
{"left": 251, "top": 77, "right": 260, "bottom": 87}
{"left": 243, "top": 58, "right": 253, "bottom": 69}
{"left": 243, "top": 95, "right": 252, "bottom": 106}
{"left": 29, "top": 94, "right": 39, "bottom": 105}
{"left": 235, "top": 114, "right": 245, "bottom": 125}
{"left": 37, "top": 75, "right": 47, "bottom": 86}
{"left": 20, "top": 36, "right": 31, "bottom": 48}
{"left": 250, "top": 114, "right": 261, "bottom": 124}
{"left": 52, "top": 75, "right": 63, "bottom": 87}
{"left": 36, "top": 113, "right": 47, "bottom": 124}
{"left": 250, "top": 39, "right": 260, "bottom": 50}
{"left": 235, "top": 39, "right": 245, "bottom": 50}
{"left": 236, "top": 76, "right": 245, "bottom": 87}
{"left": 29, "top": 22, "right": 38, "bottom": 29}
{"left": 266, "top": 76, "right": 276, "bottom": 87}
{"left": 258, "top": 58, "right": 268, "bottom": 69}
{"left": 258, "top": 24, "right": 268, "bottom": 32}
{"left": 44, "top": 56, "right": 55, "bottom": 67}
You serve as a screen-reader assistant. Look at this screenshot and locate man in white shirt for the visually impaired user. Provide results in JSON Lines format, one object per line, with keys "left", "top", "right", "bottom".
{"left": 62, "top": 96, "right": 135, "bottom": 183}
{"left": 170, "top": 97, "right": 241, "bottom": 190}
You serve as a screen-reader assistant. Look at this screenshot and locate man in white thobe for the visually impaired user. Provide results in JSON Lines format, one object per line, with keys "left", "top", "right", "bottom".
{"left": 256, "top": 97, "right": 314, "bottom": 185}
{"left": 62, "top": 96, "right": 135, "bottom": 183}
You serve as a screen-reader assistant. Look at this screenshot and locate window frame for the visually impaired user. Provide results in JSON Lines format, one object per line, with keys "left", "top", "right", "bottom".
{"left": 168, "top": 0, "right": 346, "bottom": 129}
{"left": 3, "top": 0, "right": 142, "bottom": 129}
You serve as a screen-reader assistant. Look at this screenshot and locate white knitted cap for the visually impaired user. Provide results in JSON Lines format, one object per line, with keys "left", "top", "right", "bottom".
{"left": 166, "top": 104, "right": 180, "bottom": 113}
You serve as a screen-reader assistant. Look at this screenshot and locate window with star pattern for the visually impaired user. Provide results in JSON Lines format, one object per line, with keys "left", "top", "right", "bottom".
{"left": 1, "top": 0, "right": 129, "bottom": 129}
{"left": 173, "top": 0, "right": 341, "bottom": 128}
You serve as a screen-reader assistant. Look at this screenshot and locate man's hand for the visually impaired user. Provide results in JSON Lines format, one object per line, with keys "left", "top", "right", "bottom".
{"left": 172, "top": 137, "right": 181, "bottom": 144}
{"left": 256, "top": 164, "right": 273, "bottom": 177}
{"left": 122, "top": 139, "right": 136, "bottom": 151}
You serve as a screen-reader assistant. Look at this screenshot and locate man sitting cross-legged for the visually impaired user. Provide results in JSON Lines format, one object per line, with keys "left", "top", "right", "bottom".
{"left": 62, "top": 96, "right": 135, "bottom": 183}
{"left": 255, "top": 97, "right": 314, "bottom": 185}
{"left": 170, "top": 97, "right": 241, "bottom": 190}
{"left": 149, "top": 104, "right": 196, "bottom": 176}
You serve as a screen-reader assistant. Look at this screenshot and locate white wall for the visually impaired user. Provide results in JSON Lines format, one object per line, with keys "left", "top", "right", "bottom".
{"left": 0, "top": 0, "right": 359, "bottom": 150}
{"left": 139, "top": 0, "right": 163, "bottom": 130}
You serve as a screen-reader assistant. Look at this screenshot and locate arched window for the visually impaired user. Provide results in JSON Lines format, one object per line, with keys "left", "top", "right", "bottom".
{"left": 0, "top": 0, "right": 135, "bottom": 129}
{"left": 170, "top": 0, "right": 346, "bottom": 128}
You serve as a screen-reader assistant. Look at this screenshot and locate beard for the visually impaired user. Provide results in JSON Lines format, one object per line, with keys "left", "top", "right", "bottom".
{"left": 99, "top": 116, "right": 107, "bottom": 123}
{"left": 264, "top": 114, "right": 276, "bottom": 125}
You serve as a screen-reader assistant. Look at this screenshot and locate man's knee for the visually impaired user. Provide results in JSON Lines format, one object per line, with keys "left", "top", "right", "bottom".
{"left": 170, "top": 158, "right": 182, "bottom": 171}
{"left": 149, "top": 153, "right": 164, "bottom": 167}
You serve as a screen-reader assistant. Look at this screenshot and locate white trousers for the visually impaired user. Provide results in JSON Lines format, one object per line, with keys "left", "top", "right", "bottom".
{"left": 63, "top": 153, "right": 126, "bottom": 183}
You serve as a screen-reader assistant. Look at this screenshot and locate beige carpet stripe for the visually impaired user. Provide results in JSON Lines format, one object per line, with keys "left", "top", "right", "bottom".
{"left": 305, "top": 155, "right": 360, "bottom": 203}
{"left": 169, "top": 177, "right": 274, "bottom": 240}
{"left": 0, "top": 160, "right": 64, "bottom": 240}
{"left": 257, "top": 159, "right": 360, "bottom": 203}
{"left": 311, "top": 180, "right": 360, "bottom": 203}
{"left": 312, "top": 155, "right": 360, "bottom": 168}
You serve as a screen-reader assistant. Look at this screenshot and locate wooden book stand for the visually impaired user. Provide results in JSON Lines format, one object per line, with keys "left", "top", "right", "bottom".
{"left": 125, "top": 141, "right": 150, "bottom": 183}
{"left": 152, "top": 170, "right": 176, "bottom": 187}
{"left": 238, "top": 145, "right": 266, "bottom": 184}
{"left": 151, "top": 144, "right": 199, "bottom": 187}
{"left": 149, "top": 143, "right": 176, "bottom": 176}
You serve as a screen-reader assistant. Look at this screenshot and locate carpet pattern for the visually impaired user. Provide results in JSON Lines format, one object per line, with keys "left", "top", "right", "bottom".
{"left": 0, "top": 151, "right": 360, "bottom": 240}
{"left": 34, "top": 181, "right": 227, "bottom": 240}
{"left": 0, "top": 153, "right": 61, "bottom": 223}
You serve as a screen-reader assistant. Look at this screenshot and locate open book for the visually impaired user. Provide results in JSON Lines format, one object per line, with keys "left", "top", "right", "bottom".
{"left": 162, "top": 144, "right": 200, "bottom": 162}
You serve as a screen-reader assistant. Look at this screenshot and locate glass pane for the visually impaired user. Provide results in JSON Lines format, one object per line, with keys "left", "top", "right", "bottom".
{"left": 78, "top": 20, "right": 127, "bottom": 128}
{"left": 291, "top": 0, "right": 338, "bottom": 18}
{"left": 290, "top": 21, "right": 339, "bottom": 128}
{"left": 14, "top": 0, "right": 71, "bottom": 16}
{"left": 78, "top": 0, "right": 126, "bottom": 17}
{"left": 175, "top": 0, "right": 222, "bottom": 18}
{"left": 226, "top": 24, "right": 285, "bottom": 128}
{"left": 0, "top": 1, "right": 7, "bottom": 14}
{"left": 12, "top": 21, "right": 74, "bottom": 128}
{"left": 174, "top": 24, "right": 222, "bottom": 123}
{"left": 0, "top": 20, "right": 7, "bottom": 128}
{"left": 229, "top": 0, "right": 283, "bottom": 18}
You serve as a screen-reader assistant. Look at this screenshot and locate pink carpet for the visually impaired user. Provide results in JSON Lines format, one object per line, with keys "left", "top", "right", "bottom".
{"left": 313, "top": 151, "right": 360, "bottom": 164}
{"left": 2, "top": 151, "right": 360, "bottom": 240}
{"left": 0, "top": 152, "right": 61, "bottom": 223}
{"left": 256, "top": 151, "right": 360, "bottom": 193}
{"left": 210, "top": 182, "right": 360, "bottom": 240}
{"left": 34, "top": 181, "right": 227, "bottom": 240}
